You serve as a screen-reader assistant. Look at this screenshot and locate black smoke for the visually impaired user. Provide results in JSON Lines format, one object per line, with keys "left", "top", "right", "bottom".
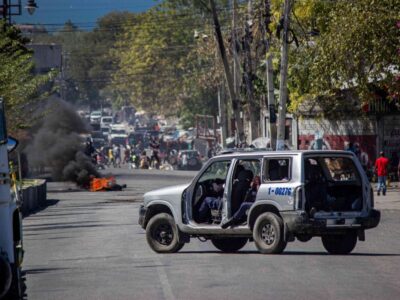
{"left": 26, "top": 100, "right": 99, "bottom": 186}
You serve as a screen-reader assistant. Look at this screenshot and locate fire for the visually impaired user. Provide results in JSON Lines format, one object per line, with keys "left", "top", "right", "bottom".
{"left": 90, "top": 176, "right": 117, "bottom": 192}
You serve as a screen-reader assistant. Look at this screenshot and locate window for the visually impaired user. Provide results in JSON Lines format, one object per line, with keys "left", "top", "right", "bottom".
{"left": 264, "top": 158, "right": 291, "bottom": 181}
{"left": 234, "top": 159, "right": 261, "bottom": 182}
{"left": 323, "top": 157, "right": 360, "bottom": 182}
{"left": 198, "top": 160, "right": 231, "bottom": 184}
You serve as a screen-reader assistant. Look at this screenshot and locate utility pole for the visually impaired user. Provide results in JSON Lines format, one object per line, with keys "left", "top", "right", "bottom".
{"left": 243, "top": 0, "right": 258, "bottom": 142}
{"left": 276, "top": 0, "right": 291, "bottom": 150}
{"left": 261, "top": 0, "right": 276, "bottom": 150}
{"left": 218, "top": 86, "right": 227, "bottom": 147}
{"left": 232, "top": 0, "right": 240, "bottom": 104}
{"left": 210, "top": 0, "right": 244, "bottom": 144}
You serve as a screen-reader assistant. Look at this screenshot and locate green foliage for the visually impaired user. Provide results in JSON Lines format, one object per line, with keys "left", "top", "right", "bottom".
{"left": 289, "top": 0, "right": 400, "bottom": 114}
{"left": 0, "top": 22, "right": 54, "bottom": 133}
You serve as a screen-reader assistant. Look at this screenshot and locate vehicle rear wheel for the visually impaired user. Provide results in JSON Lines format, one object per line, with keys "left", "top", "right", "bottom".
{"left": 146, "top": 213, "right": 184, "bottom": 253}
{"left": 5, "top": 264, "right": 25, "bottom": 300}
{"left": 211, "top": 238, "right": 248, "bottom": 253}
{"left": 321, "top": 232, "right": 357, "bottom": 255}
{"left": 0, "top": 256, "right": 12, "bottom": 299}
{"left": 253, "top": 212, "right": 287, "bottom": 254}
{"left": 296, "top": 234, "right": 312, "bottom": 242}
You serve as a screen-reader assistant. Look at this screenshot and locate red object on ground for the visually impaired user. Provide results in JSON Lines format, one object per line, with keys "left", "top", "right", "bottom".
{"left": 375, "top": 156, "right": 389, "bottom": 176}
{"left": 90, "top": 177, "right": 116, "bottom": 192}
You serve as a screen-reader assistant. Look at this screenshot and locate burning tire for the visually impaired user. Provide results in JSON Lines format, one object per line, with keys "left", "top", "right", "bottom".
{"left": 146, "top": 213, "right": 184, "bottom": 253}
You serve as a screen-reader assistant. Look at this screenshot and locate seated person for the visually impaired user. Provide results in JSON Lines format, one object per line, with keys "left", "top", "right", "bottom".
{"left": 231, "top": 169, "right": 254, "bottom": 215}
{"left": 198, "top": 179, "right": 224, "bottom": 223}
{"left": 221, "top": 176, "right": 261, "bottom": 228}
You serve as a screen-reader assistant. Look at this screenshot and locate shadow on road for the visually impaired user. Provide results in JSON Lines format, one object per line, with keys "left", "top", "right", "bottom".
{"left": 22, "top": 199, "right": 60, "bottom": 218}
{"left": 24, "top": 267, "right": 70, "bottom": 275}
{"left": 177, "top": 250, "right": 400, "bottom": 256}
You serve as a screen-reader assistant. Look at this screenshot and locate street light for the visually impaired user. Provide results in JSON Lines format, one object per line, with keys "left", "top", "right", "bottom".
{"left": 25, "top": 0, "right": 38, "bottom": 15}
{"left": 1, "top": 0, "right": 38, "bottom": 24}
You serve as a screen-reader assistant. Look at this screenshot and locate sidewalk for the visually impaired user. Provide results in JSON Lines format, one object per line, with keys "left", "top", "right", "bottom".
{"left": 373, "top": 182, "right": 400, "bottom": 210}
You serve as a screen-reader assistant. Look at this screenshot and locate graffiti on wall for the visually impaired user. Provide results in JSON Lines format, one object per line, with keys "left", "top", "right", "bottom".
{"left": 299, "top": 134, "right": 377, "bottom": 169}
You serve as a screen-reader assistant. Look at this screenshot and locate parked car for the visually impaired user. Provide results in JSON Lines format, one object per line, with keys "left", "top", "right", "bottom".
{"left": 90, "top": 111, "right": 102, "bottom": 124}
{"left": 100, "top": 116, "right": 113, "bottom": 128}
{"left": 139, "top": 150, "right": 380, "bottom": 254}
{"left": 109, "top": 124, "right": 128, "bottom": 143}
{"left": 177, "top": 150, "right": 202, "bottom": 170}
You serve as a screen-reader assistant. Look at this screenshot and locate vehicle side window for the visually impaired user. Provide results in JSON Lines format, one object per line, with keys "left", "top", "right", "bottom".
{"left": 233, "top": 159, "right": 261, "bottom": 182}
{"left": 198, "top": 160, "right": 230, "bottom": 183}
{"left": 264, "top": 158, "right": 291, "bottom": 182}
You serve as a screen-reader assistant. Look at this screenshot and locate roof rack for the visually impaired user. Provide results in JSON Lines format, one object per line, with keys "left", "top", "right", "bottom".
{"left": 217, "top": 147, "right": 272, "bottom": 155}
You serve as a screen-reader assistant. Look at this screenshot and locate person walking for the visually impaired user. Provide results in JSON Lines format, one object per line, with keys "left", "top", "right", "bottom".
{"left": 375, "top": 151, "right": 389, "bottom": 196}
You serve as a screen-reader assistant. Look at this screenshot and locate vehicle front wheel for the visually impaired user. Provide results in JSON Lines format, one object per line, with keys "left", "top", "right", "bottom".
{"left": 146, "top": 213, "right": 184, "bottom": 253}
{"left": 211, "top": 238, "right": 248, "bottom": 253}
{"left": 321, "top": 232, "right": 357, "bottom": 255}
{"left": 253, "top": 212, "right": 287, "bottom": 254}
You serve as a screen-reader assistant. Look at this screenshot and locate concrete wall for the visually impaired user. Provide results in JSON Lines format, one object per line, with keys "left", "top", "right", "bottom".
{"left": 297, "top": 117, "right": 378, "bottom": 168}
{"left": 20, "top": 180, "right": 47, "bottom": 216}
{"left": 297, "top": 115, "right": 400, "bottom": 169}
{"left": 383, "top": 116, "right": 400, "bottom": 158}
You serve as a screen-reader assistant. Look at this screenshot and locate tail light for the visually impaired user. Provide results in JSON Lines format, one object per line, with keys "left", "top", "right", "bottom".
{"left": 370, "top": 187, "right": 374, "bottom": 208}
{"left": 294, "top": 186, "right": 303, "bottom": 210}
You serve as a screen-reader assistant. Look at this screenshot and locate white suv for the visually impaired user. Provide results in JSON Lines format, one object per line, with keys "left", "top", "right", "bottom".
{"left": 139, "top": 150, "right": 380, "bottom": 254}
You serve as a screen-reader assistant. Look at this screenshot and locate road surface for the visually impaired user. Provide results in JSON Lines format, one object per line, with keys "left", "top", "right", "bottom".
{"left": 22, "top": 168, "right": 400, "bottom": 300}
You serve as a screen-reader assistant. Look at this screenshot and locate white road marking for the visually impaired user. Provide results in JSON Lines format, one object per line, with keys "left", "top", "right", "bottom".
{"left": 155, "top": 257, "right": 175, "bottom": 300}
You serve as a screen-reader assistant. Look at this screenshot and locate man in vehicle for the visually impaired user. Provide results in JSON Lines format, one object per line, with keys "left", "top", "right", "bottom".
{"left": 221, "top": 176, "right": 261, "bottom": 228}
{"left": 198, "top": 179, "right": 224, "bottom": 223}
{"left": 375, "top": 151, "right": 389, "bottom": 196}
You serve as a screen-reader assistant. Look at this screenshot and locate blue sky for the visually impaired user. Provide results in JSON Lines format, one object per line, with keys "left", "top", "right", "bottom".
{"left": 14, "top": 0, "right": 160, "bottom": 26}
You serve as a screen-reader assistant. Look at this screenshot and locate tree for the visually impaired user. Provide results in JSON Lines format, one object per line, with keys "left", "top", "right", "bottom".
{"left": 0, "top": 22, "right": 54, "bottom": 134}
{"left": 288, "top": 0, "right": 400, "bottom": 115}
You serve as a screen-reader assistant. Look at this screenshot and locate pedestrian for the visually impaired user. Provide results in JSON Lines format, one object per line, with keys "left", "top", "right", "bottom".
{"left": 113, "top": 144, "right": 121, "bottom": 168}
{"left": 124, "top": 147, "right": 131, "bottom": 165}
{"left": 398, "top": 160, "right": 400, "bottom": 185}
{"left": 375, "top": 151, "right": 389, "bottom": 196}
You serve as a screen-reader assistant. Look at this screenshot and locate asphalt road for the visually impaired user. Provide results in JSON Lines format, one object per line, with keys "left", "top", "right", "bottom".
{"left": 23, "top": 167, "right": 400, "bottom": 300}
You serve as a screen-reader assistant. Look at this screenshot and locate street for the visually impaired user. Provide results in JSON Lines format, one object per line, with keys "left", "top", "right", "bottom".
{"left": 22, "top": 167, "right": 400, "bottom": 300}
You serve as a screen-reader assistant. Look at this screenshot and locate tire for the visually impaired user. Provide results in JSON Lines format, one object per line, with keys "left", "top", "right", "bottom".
{"left": 4, "top": 264, "right": 25, "bottom": 300}
{"left": 296, "top": 235, "right": 312, "bottom": 243}
{"left": 211, "top": 238, "right": 248, "bottom": 253}
{"left": 321, "top": 232, "right": 357, "bottom": 255}
{"left": 253, "top": 212, "right": 287, "bottom": 254}
{"left": 146, "top": 213, "right": 184, "bottom": 253}
{"left": 0, "top": 256, "right": 12, "bottom": 299}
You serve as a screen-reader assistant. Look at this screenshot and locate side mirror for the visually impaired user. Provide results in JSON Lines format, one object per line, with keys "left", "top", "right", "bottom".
{"left": 7, "top": 136, "right": 19, "bottom": 153}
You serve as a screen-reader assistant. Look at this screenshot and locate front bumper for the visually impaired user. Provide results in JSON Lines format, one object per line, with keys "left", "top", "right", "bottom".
{"left": 282, "top": 209, "right": 381, "bottom": 235}
{"left": 138, "top": 204, "right": 147, "bottom": 229}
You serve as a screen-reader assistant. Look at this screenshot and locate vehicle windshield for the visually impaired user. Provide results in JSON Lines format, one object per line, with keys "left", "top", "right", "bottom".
{"left": 111, "top": 129, "right": 126, "bottom": 135}
{"left": 91, "top": 112, "right": 102, "bottom": 117}
{"left": 102, "top": 118, "right": 112, "bottom": 123}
